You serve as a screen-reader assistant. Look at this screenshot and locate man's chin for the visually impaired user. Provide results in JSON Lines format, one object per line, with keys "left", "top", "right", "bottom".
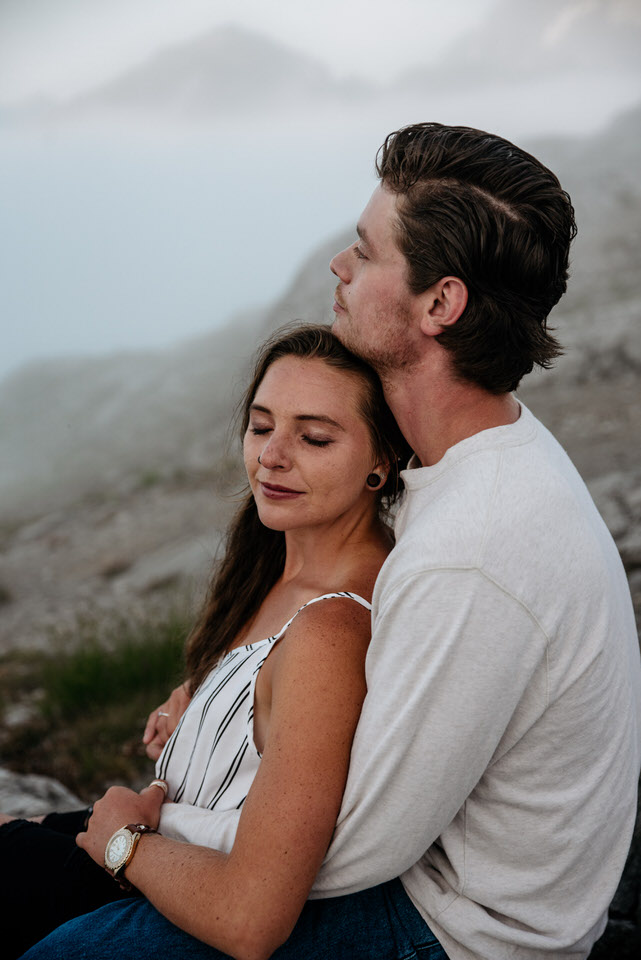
{"left": 332, "top": 323, "right": 413, "bottom": 379}
{"left": 331, "top": 316, "right": 357, "bottom": 351}
{"left": 332, "top": 320, "right": 378, "bottom": 370}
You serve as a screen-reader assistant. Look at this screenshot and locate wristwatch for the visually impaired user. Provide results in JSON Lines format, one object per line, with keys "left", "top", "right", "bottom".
{"left": 104, "top": 823, "right": 156, "bottom": 889}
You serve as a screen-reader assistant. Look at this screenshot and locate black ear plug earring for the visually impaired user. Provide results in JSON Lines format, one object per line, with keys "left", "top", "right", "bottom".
{"left": 367, "top": 473, "right": 382, "bottom": 488}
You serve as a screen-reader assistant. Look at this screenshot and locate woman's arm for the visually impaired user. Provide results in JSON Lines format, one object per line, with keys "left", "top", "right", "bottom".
{"left": 78, "top": 598, "right": 371, "bottom": 960}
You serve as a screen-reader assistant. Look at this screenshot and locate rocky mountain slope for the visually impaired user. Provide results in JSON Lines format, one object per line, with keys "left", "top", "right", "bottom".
{"left": 397, "top": 0, "right": 641, "bottom": 87}
{"left": 1, "top": 105, "right": 639, "bottom": 656}
{"left": 1, "top": 92, "right": 640, "bottom": 960}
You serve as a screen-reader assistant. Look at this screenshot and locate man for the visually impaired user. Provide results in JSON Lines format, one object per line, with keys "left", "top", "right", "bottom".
{"left": 141, "top": 123, "right": 641, "bottom": 958}
{"left": 318, "top": 122, "right": 641, "bottom": 958}
{"left": 23, "top": 124, "right": 640, "bottom": 960}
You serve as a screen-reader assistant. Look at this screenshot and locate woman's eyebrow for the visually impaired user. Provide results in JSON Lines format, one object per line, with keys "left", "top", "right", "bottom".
{"left": 296, "top": 414, "right": 345, "bottom": 431}
{"left": 249, "top": 404, "right": 344, "bottom": 431}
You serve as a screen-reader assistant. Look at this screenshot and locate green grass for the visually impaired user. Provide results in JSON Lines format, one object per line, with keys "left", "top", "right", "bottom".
{"left": 0, "top": 609, "right": 190, "bottom": 801}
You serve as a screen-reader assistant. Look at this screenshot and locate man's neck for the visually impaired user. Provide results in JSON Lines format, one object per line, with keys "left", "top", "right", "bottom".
{"left": 381, "top": 362, "right": 520, "bottom": 467}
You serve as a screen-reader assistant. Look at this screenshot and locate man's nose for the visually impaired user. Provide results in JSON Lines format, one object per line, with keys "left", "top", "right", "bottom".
{"left": 330, "top": 246, "right": 351, "bottom": 282}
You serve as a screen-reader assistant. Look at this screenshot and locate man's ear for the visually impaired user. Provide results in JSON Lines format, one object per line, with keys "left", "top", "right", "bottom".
{"left": 418, "top": 277, "right": 468, "bottom": 337}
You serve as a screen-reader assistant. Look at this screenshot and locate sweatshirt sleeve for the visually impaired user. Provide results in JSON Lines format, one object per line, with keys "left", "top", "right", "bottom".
{"left": 312, "top": 565, "right": 548, "bottom": 896}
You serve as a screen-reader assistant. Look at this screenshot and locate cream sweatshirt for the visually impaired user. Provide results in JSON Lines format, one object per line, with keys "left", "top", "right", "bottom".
{"left": 159, "top": 403, "right": 641, "bottom": 960}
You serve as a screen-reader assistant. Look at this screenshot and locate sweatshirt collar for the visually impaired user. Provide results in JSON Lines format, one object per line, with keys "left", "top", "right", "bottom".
{"left": 400, "top": 400, "right": 537, "bottom": 490}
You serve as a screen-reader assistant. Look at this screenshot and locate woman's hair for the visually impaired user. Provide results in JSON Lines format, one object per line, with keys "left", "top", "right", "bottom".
{"left": 185, "top": 323, "right": 408, "bottom": 693}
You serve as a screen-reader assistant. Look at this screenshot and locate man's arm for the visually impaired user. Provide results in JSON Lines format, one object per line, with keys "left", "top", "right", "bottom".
{"left": 314, "top": 566, "right": 548, "bottom": 894}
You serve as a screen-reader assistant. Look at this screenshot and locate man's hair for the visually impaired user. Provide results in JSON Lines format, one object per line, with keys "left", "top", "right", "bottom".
{"left": 376, "top": 122, "right": 577, "bottom": 393}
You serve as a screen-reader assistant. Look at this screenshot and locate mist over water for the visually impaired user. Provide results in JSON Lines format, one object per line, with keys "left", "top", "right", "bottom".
{"left": 1, "top": 6, "right": 640, "bottom": 384}
{"left": 0, "top": 121, "right": 383, "bottom": 383}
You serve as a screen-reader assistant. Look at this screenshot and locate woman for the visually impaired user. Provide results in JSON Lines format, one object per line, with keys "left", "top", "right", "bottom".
{"left": 3, "top": 325, "right": 444, "bottom": 960}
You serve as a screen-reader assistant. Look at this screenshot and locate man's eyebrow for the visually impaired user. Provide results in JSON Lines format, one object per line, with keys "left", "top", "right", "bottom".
{"left": 356, "top": 223, "right": 375, "bottom": 252}
{"left": 249, "top": 404, "right": 345, "bottom": 431}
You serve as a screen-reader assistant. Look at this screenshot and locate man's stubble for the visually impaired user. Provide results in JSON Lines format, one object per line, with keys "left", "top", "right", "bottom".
{"left": 333, "top": 298, "right": 420, "bottom": 382}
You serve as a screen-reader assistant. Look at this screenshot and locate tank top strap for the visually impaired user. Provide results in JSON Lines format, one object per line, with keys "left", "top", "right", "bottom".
{"left": 271, "top": 591, "right": 372, "bottom": 642}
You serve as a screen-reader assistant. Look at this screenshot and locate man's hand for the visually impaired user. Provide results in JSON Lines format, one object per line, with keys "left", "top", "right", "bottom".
{"left": 143, "top": 681, "right": 191, "bottom": 760}
{"left": 76, "top": 781, "right": 166, "bottom": 867}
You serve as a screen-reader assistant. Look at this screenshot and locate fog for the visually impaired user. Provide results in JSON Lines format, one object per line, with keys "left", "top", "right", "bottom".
{"left": 1, "top": 0, "right": 640, "bottom": 383}
{"left": 1, "top": 0, "right": 639, "bottom": 701}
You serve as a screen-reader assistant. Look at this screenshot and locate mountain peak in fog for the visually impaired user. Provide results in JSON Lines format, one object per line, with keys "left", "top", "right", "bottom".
{"left": 398, "top": 0, "right": 641, "bottom": 89}
{"left": 467, "top": 0, "right": 641, "bottom": 72}
{"left": 69, "top": 23, "right": 370, "bottom": 118}
{"left": 3, "top": 100, "right": 639, "bottom": 523}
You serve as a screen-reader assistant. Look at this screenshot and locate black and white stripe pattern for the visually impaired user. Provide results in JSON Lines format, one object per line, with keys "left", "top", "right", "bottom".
{"left": 156, "top": 592, "right": 371, "bottom": 813}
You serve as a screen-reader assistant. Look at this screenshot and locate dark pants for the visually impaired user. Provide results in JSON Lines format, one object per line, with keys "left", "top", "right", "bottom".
{"left": 0, "top": 811, "right": 132, "bottom": 959}
{"left": 20, "top": 877, "right": 447, "bottom": 960}
{"left": 5, "top": 810, "right": 447, "bottom": 960}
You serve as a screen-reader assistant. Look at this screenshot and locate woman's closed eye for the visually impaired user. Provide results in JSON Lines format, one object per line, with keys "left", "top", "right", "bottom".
{"left": 250, "top": 425, "right": 332, "bottom": 448}
{"left": 302, "top": 435, "right": 333, "bottom": 447}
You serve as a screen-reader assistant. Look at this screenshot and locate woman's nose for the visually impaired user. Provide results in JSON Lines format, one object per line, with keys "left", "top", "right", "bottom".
{"left": 330, "top": 246, "right": 351, "bottom": 282}
{"left": 258, "top": 436, "right": 291, "bottom": 470}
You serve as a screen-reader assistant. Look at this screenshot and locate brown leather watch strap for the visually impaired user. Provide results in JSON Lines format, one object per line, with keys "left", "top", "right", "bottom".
{"left": 125, "top": 823, "right": 156, "bottom": 835}
{"left": 117, "top": 824, "right": 157, "bottom": 890}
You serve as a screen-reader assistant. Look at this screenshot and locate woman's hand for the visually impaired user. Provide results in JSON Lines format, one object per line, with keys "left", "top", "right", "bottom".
{"left": 76, "top": 781, "right": 167, "bottom": 868}
{"left": 143, "top": 681, "right": 191, "bottom": 760}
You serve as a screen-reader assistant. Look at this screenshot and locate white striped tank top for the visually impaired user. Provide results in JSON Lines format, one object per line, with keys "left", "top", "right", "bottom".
{"left": 156, "top": 592, "right": 371, "bottom": 812}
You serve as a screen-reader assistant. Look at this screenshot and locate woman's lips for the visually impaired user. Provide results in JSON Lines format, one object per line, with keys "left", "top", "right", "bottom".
{"left": 259, "top": 482, "right": 304, "bottom": 500}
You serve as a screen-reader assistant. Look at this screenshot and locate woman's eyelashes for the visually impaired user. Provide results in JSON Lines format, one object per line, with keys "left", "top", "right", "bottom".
{"left": 302, "top": 435, "right": 332, "bottom": 447}
{"left": 249, "top": 426, "right": 333, "bottom": 448}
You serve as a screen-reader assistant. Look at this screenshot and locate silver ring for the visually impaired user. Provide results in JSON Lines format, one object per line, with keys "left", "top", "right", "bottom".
{"left": 157, "top": 711, "right": 170, "bottom": 718}
{"left": 257, "top": 454, "right": 262, "bottom": 465}
{"left": 149, "top": 779, "right": 168, "bottom": 796}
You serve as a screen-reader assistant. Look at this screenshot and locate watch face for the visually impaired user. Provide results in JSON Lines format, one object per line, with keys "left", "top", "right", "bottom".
{"left": 106, "top": 830, "right": 132, "bottom": 870}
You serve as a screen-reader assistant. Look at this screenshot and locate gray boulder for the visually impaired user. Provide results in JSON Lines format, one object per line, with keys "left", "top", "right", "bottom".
{"left": 0, "top": 767, "right": 81, "bottom": 818}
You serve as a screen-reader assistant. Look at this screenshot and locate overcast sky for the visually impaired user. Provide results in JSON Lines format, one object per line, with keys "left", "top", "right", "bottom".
{"left": 0, "top": 0, "right": 496, "bottom": 102}
{"left": 1, "top": 0, "right": 639, "bottom": 382}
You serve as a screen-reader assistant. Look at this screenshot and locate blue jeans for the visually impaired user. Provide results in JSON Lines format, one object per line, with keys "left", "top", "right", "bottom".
{"left": 20, "top": 877, "right": 446, "bottom": 959}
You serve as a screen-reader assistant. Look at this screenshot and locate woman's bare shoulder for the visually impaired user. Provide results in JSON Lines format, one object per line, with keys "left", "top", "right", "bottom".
{"left": 276, "top": 595, "right": 372, "bottom": 664}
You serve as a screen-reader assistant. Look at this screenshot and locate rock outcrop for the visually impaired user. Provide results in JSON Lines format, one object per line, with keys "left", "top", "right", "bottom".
{"left": 0, "top": 767, "right": 81, "bottom": 818}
